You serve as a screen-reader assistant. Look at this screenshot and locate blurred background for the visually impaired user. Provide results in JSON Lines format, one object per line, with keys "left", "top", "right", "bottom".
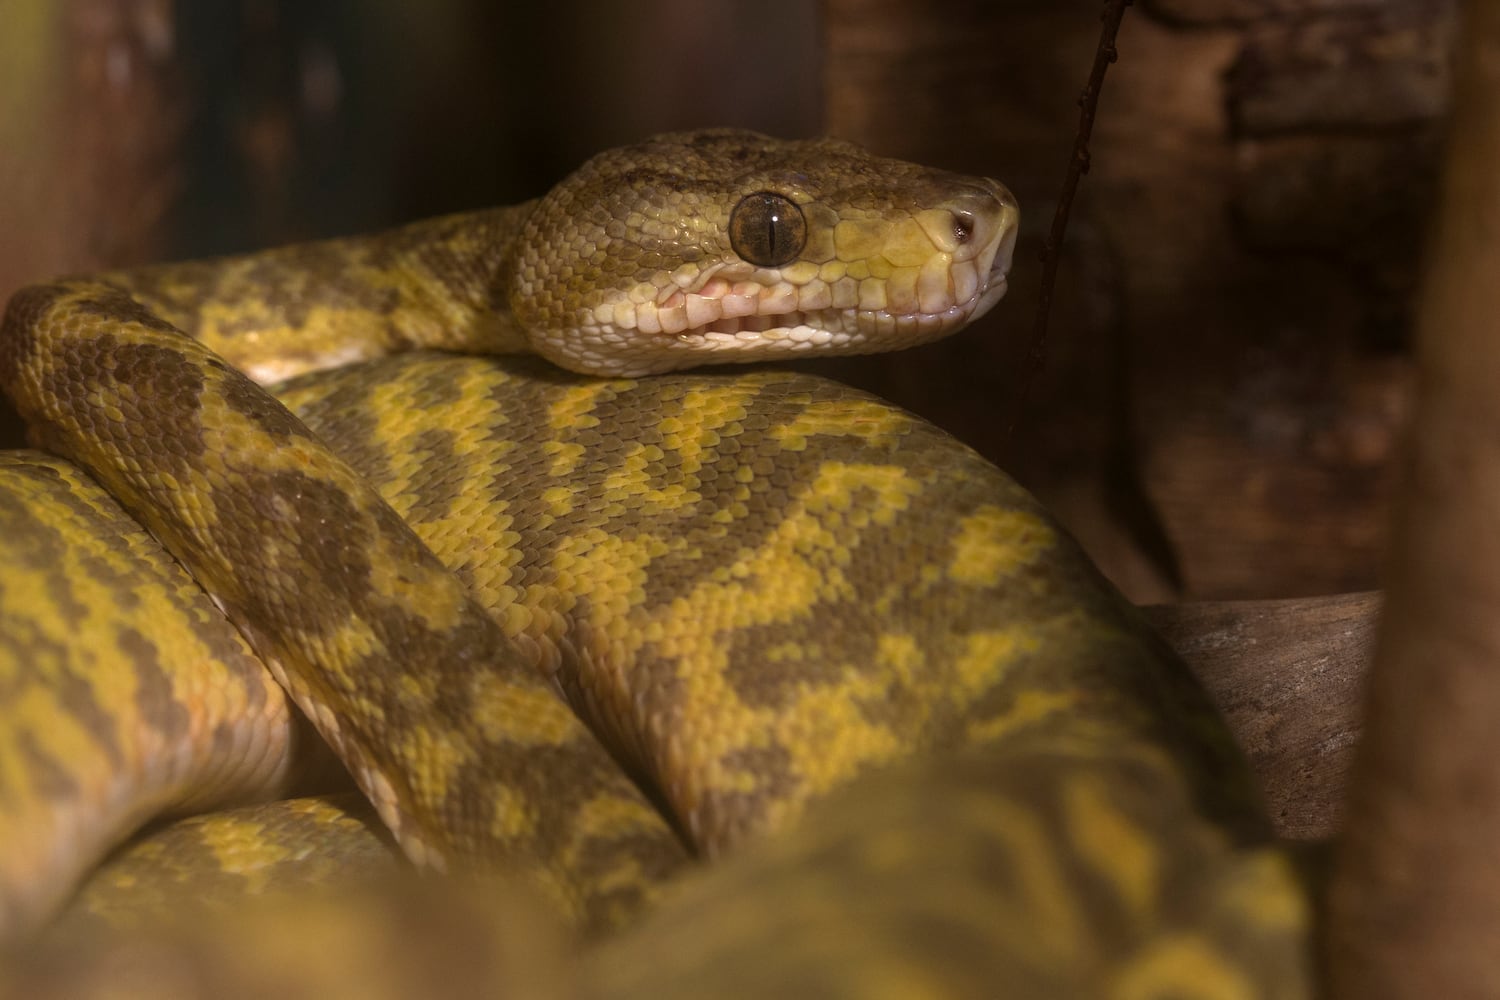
{"left": 0, "top": 0, "right": 1454, "bottom": 604}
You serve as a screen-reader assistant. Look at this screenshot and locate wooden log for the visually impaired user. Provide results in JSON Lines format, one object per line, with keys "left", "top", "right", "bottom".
{"left": 1145, "top": 592, "right": 1375, "bottom": 840}
{"left": 1326, "top": 0, "right": 1500, "bottom": 993}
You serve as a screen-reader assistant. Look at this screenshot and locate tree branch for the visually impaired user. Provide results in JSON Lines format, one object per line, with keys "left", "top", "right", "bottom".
{"left": 1006, "top": 0, "right": 1133, "bottom": 445}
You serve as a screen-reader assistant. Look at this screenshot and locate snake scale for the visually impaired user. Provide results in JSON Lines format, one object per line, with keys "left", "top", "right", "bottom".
{"left": 0, "top": 130, "right": 1311, "bottom": 997}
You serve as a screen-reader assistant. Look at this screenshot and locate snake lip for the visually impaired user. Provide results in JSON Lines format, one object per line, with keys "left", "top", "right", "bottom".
{"left": 991, "top": 217, "right": 1018, "bottom": 286}
{"left": 687, "top": 299, "right": 987, "bottom": 345}
{"left": 683, "top": 222, "right": 1018, "bottom": 347}
{"left": 970, "top": 220, "right": 1017, "bottom": 318}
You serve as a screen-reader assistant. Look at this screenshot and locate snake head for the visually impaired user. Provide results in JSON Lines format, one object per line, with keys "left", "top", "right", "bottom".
{"left": 509, "top": 129, "right": 1019, "bottom": 377}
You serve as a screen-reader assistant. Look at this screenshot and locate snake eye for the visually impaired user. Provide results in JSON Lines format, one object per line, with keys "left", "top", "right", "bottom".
{"left": 953, "top": 210, "right": 976, "bottom": 245}
{"left": 729, "top": 192, "right": 807, "bottom": 267}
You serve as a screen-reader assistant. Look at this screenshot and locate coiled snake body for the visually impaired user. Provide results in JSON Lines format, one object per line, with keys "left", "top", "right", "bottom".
{"left": 0, "top": 131, "right": 1309, "bottom": 997}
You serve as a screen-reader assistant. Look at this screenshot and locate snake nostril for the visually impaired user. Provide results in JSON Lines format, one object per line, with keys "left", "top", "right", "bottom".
{"left": 952, "top": 210, "right": 976, "bottom": 246}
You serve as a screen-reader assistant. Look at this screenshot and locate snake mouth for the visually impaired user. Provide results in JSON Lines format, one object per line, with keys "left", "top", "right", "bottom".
{"left": 689, "top": 297, "right": 994, "bottom": 346}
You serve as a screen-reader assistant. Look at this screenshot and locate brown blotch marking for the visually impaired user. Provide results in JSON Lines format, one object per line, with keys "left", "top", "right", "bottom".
{"left": 102, "top": 259, "right": 218, "bottom": 335}
{"left": 478, "top": 353, "right": 595, "bottom": 426}
{"left": 444, "top": 724, "right": 688, "bottom": 894}
{"left": 207, "top": 719, "right": 243, "bottom": 761}
{"left": 281, "top": 587, "right": 567, "bottom": 830}
{"left": 76, "top": 548, "right": 142, "bottom": 614}
{"left": 519, "top": 378, "right": 800, "bottom": 612}
{"left": 356, "top": 607, "right": 510, "bottom": 717}
{"left": 999, "top": 757, "right": 1174, "bottom": 945}
{"left": 369, "top": 207, "right": 522, "bottom": 303}
{"left": 615, "top": 167, "right": 690, "bottom": 199}
{"left": 41, "top": 558, "right": 91, "bottom": 629}
{"left": 26, "top": 477, "right": 145, "bottom": 616}
{"left": 298, "top": 578, "right": 675, "bottom": 875}
{"left": 661, "top": 461, "right": 895, "bottom": 711}
{"left": 572, "top": 824, "right": 694, "bottom": 921}
{"left": 0, "top": 455, "right": 269, "bottom": 698}
{"left": 0, "top": 283, "right": 71, "bottom": 387}
{"left": 129, "top": 240, "right": 403, "bottom": 341}
{"left": 116, "top": 626, "right": 191, "bottom": 743}
{"left": 191, "top": 607, "right": 276, "bottom": 706}
{"left": 215, "top": 359, "right": 318, "bottom": 442}
{"left": 0, "top": 618, "right": 74, "bottom": 706}
{"left": 549, "top": 619, "right": 690, "bottom": 816}
{"left": 0, "top": 490, "right": 91, "bottom": 624}
{"left": 315, "top": 606, "right": 684, "bottom": 894}
{"left": 238, "top": 253, "right": 324, "bottom": 330}
{"left": 702, "top": 742, "right": 798, "bottom": 841}
{"left": 213, "top": 466, "right": 380, "bottom": 635}
{"left": 70, "top": 284, "right": 186, "bottom": 337}
{"left": 548, "top": 591, "right": 602, "bottom": 705}
{"left": 264, "top": 242, "right": 400, "bottom": 317}
{"left": 0, "top": 609, "right": 130, "bottom": 770}
{"left": 404, "top": 427, "right": 463, "bottom": 526}
{"left": 280, "top": 372, "right": 395, "bottom": 490}
{"left": 45, "top": 333, "right": 210, "bottom": 472}
{"left": 16, "top": 730, "right": 80, "bottom": 799}
{"left": 714, "top": 613, "right": 883, "bottom": 714}
{"left": 407, "top": 353, "right": 476, "bottom": 410}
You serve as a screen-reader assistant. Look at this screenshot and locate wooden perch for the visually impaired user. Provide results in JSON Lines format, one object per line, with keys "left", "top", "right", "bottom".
{"left": 1145, "top": 592, "right": 1376, "bottom": 840}
{"left": 1325, "top": 2, "right": 1500, "bottom": 995}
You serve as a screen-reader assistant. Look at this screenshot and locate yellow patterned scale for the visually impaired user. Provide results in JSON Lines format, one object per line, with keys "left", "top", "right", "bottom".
{"left": 0, "top": 131, "right": 1310, "bottom": 997}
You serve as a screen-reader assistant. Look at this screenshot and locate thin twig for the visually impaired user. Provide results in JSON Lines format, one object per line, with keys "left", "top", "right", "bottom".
{"left": 1005, "top": 0, "right": 1133, "bottom": 445}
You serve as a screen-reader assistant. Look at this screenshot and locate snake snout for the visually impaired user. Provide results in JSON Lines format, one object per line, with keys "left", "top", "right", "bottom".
{"left": 939, "top": 181, "right": 1018, "bottom": 264}
{"left": 919, "top": 177, "right": 1019, "bottom": 330}
{"left": 982, "top": 182, "right": 1021, "bottom": 296}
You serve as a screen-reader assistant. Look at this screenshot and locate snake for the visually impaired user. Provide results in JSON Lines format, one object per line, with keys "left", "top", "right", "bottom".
{"left": 0, "top": 129, "right": 1312, "bottom": 997}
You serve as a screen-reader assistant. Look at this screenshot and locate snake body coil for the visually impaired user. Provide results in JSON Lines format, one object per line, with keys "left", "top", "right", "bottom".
{"left": 0, "top": 131, "right": 1309, "bottom": 997}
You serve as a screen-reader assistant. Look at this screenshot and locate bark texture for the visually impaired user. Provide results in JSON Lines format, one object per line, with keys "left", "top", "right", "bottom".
{"left": 1327, "top": 2, "right": 1500, "bottom": 994}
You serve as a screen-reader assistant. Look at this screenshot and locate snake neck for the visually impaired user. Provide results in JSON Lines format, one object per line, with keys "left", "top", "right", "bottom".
{"left": 101, "top": 203, "right": 539, "bottom": 386}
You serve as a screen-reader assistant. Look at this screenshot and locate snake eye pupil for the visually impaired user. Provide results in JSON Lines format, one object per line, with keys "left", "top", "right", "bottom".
{"left": 729, "top": 192, "right": 807, "bottom": 267}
